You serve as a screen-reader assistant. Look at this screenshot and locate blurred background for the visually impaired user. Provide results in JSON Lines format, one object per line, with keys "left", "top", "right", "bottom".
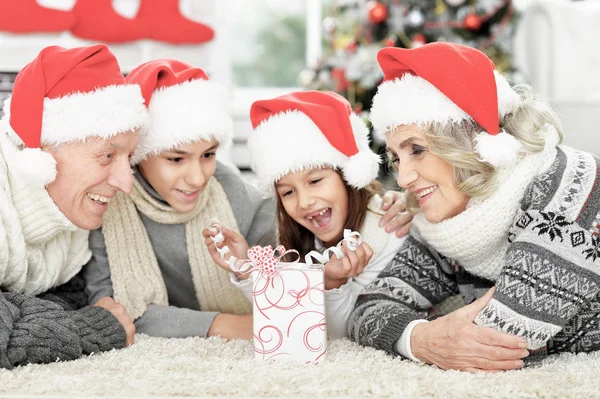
{"left": 1, "top": 0, "right": 598, "bottom": 184}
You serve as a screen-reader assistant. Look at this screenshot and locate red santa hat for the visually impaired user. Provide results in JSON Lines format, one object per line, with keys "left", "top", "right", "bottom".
{"left": 370, "top": 42, "right": 523, "bottom": 167}
{"left": 1, "top": 44, "right": 148, "bottom": 187}
{"left": 125, "top": 59, "right": 233, "bottom": 164}
{"left": 249, "top": 91, "right": 380, "bottom": 194}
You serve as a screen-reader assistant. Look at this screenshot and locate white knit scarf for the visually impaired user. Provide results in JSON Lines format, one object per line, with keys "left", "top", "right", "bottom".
{"left": 101, "top": 176, "right": 252, "bottom": 320}
{"left": 0, "top": 131, "right": 91, "bottom": 295}
{"left": 412, "top": 126, "right": 560, "bottom": 281}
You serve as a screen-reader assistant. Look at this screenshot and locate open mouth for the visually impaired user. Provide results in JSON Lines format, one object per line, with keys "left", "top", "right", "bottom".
{"left": 176, "top": 189, "right": 200, "bottom": 200}
{"left": 87, "top": 193, "right": 110, "bottom": 206}
{"left": 306, "top": 207, "right": 332, "bottom": 231}
{"left": 417, "top": 186, "right": 438, "bottom": 202}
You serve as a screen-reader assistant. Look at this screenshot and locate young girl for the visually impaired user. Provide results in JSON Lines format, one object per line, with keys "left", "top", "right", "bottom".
{"left": 205, "top": 91, "right": 408, "bottom": 338}
{"left": 82, "top": 59, "right": 276, "bottom": 340}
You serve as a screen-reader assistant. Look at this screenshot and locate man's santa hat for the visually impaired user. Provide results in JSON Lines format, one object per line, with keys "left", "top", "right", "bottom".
{"left": 249, "top": 91, "right": 380, "bottom": 194}
{"left": 1, "top": 44, "right": 148, "bottom": 187}
{"left": 125, "top": 59, "right": 233, "bottom": 164}
{"left": 370, "top": 42, "right": 523, "bottom": 167}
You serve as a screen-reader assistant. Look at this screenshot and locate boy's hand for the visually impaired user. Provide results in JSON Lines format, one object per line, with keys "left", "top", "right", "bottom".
{"left": 203, "top": 227, "right": 251, "bottom": 279}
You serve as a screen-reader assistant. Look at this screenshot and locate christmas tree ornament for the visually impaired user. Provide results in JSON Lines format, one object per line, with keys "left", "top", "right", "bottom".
{"left": 464, "top": 12, "right": 482, "bottom": 30}
{"left": 385, "top": 36, "right": 397, "bottom": 47}
{"left": 411, "top": 33, "right": 427, "bottom": 48}
{"left": 71, "top": 0, "right": 146, "bottom": 43}
{"left": 366, "top": 1, "right": 388, "bottom": 24}
{"left": 407, "top": 8, "right": 425, "bottom": 27}
{"left": 0, "top": 0, "right": 74, "bottom": 34}
{"left": 298, "top": 69, "right": 316, "bottom": 87}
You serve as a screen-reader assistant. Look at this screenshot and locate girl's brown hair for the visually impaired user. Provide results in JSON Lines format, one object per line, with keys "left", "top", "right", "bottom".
{"left": 276, "top": 168, "right": 382, "bottom": 258}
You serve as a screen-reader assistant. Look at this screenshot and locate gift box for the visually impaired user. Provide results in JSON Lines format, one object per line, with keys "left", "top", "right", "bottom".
{"left": 209, "top": 220, "right": 363, "bottom": 364}
{"left": 250, "top": 258, "right": 326, "bottom": 363}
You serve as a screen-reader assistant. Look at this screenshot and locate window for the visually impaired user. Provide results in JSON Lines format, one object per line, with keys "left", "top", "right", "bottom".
{"left": 230, "top": 0, "right": 325, "bottom": 89}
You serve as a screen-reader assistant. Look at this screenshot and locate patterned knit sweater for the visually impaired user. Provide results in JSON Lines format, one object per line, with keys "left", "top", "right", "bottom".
{"left": 349, "top": 130, "right": 600, "bottom": 363}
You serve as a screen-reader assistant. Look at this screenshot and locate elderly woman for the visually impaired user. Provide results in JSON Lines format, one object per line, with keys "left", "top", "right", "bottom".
{"left": 0, "top": 44, "right": 147, "bottom": 369}
{"left": 349, "top": 42, "right": 600, "bottom": 372}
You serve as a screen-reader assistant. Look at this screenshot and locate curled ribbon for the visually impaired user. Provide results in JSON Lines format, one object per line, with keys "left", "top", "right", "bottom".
{"left": 208, "top": 219, "right": 362, "bottom": 276}
{"left": 208, "top": 218, "right": 298, "bottom": 277}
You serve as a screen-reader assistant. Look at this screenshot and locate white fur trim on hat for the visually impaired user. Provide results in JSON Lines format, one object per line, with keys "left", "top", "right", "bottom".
{"left": 3, "top": 85, "right": 148, "bottom": 147}
{"left": 248, "top": 111, "right": 380, "bottom": 195}
{"left": 474, "top": 130, "right": 523, "bottom": 167}
{"left": 369, "top": 71, "right": 521, "bottom": 134}
{"left": 132, "top": 79, "right": 233, "bottom": 164}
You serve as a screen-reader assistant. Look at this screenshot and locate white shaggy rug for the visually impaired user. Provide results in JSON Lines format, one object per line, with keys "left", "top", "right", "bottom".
{"left": 1, "top": 334, "right": 599, "bottom": 399}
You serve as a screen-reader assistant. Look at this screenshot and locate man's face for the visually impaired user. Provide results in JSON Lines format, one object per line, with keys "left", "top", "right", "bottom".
{"left": 43, "top": 131, "right": 139, "bottom": 230}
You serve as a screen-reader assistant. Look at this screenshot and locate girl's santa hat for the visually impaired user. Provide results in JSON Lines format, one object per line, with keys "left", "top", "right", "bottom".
{"left": 125, "top": 59, "right": 233, "bottom": 164}
{"left": 1, "top": 44, "right": 148, "bottom": 187}
{"left": 370, "top": 42, "right": 523, "bottom": 167}
{"left": 249, "top": 90, "right": 380, "bottom": 194}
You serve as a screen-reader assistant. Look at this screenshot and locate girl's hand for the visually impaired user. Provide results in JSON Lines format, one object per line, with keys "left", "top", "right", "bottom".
{"left": 323, "top": 241, "right": 373, "bottom": 290}
{"left": 203, "top": 227, "right": 250, "bottom": 279}
{"left": 379, "top": 190, "right": 413, "bottom": 238}
{"left": 410, "top": 287, "right": 529, "bottom": 373}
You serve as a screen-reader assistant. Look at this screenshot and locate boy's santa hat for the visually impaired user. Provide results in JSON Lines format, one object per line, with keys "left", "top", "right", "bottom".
{"left": 249, "top": 91, "right": 380, "bottom": 194}
{"left": 370, "top": 42, "right": 523, "bottom": 167}
{"left": 125, "top": 59, "right": 233, "bottom": 164}
{"left": 1, "top": 44, "right": 148, "bottom": 187}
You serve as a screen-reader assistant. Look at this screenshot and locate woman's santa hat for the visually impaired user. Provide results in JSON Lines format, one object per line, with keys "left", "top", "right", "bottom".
{"left": 370, "top": 42, "right": 523, "bottom": 167}
{"left": 125, "top": 59, "right": 233, "bottom": 164}
{"left": 248, "top": 90, "right": 380, "bottom": 194}
{"left": 1, "top": 44, "right": 148, "bottom": 187}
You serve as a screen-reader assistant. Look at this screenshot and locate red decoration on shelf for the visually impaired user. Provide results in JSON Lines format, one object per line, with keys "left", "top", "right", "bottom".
{"left": 71, "top": 0, "right": 145, "bottom": 43}
{"left": 331, "top": 67, "right": 350, "bottom": 92}
{"left": 464, "top": 13, "right": 482, "bottom": 30}
{"left": 0, "top": 0, "right": 74, "bottom": 34}
{"left": 367, "top": 1, "right": 389, "bottom": 24}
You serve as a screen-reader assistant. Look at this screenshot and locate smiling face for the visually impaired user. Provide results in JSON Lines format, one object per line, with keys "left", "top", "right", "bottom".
{"left": 43, "top": 130, "right": 139, "bottom": 230}
{"left": 276, "top": 167, "right": 349, "bottom": 246}
{"left": 386, "top": 124, "right": 470, "bottom": 223}
{"left": 138, "top": 138, "right": 218, "bottom": 213}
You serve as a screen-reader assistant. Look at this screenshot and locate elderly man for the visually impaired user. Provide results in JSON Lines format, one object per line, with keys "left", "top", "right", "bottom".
{"left": 0, "top": 45, "right": 148, "bottom": 369}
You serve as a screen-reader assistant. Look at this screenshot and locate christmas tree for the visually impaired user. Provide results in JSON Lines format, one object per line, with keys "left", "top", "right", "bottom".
{"left": 299, "top": 0, "right": 518, "bottom": 148}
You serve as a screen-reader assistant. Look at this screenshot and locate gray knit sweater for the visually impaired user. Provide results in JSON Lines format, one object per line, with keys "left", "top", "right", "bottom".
{"left": 0, "top": 275, "right": 126, "bottom": 369}
{"left": 82, "top": 161, "right": 276, "bottom": 338}
{"left": 349, "top": 144, "right": 600, "bottom": 364}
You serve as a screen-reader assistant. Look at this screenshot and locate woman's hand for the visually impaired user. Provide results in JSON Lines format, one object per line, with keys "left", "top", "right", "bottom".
{"left": 379, "top": 191, "right": 413, "bottom": 238}
{"left": 323, "top": 241, "right": 373, "bottom": 290}
{"left": 203, "top": 227, "right": 250, "bottom": 279}
{"left": 410, "top": 287, "right": 529, "bottom": 373}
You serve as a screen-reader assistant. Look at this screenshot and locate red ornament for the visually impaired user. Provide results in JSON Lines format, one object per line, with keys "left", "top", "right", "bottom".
{"left": 331, "top": 67, "right": 350, "bottom": 92}
{"left": 464, "top": 13, "right": 482, "bottom": 30}
{"left": 367, "top": 1, "right": 388, "bottom": 24}
{"left": 346, "top": 41, "right": 358, "bottom": 53}
{"left": 385, "top": 36, "right": 397, "bottom": 47}
{"left": 411, "top": 33, "right": 426, "bottom": 48}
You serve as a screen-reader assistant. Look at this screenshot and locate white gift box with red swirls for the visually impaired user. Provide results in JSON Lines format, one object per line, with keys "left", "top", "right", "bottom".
{"left": 251, "top": 262, "right": 327, "bottom": 363}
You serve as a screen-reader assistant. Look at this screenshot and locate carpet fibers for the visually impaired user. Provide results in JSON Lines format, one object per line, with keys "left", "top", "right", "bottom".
{"left": 0, "top": 334, "right": 599, "bottom": 398}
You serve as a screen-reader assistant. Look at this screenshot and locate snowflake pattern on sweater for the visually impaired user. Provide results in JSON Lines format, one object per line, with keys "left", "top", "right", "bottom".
{"left": 349, "top": 144, "right": 600, "bottom": 363}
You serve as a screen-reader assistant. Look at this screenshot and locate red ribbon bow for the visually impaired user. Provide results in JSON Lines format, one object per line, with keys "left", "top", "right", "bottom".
{"left": 247, "top": 245, "right": 291, "bottom": 276}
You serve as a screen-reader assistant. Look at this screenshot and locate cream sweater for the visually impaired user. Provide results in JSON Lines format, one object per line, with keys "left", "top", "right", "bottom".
{"left": 0, "top": 132, "right": 91, "bottom": 295}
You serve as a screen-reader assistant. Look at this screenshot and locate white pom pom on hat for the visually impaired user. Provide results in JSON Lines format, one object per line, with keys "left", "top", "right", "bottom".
{"left": 370, "top": 42, "right": 522, "bottom": 167}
